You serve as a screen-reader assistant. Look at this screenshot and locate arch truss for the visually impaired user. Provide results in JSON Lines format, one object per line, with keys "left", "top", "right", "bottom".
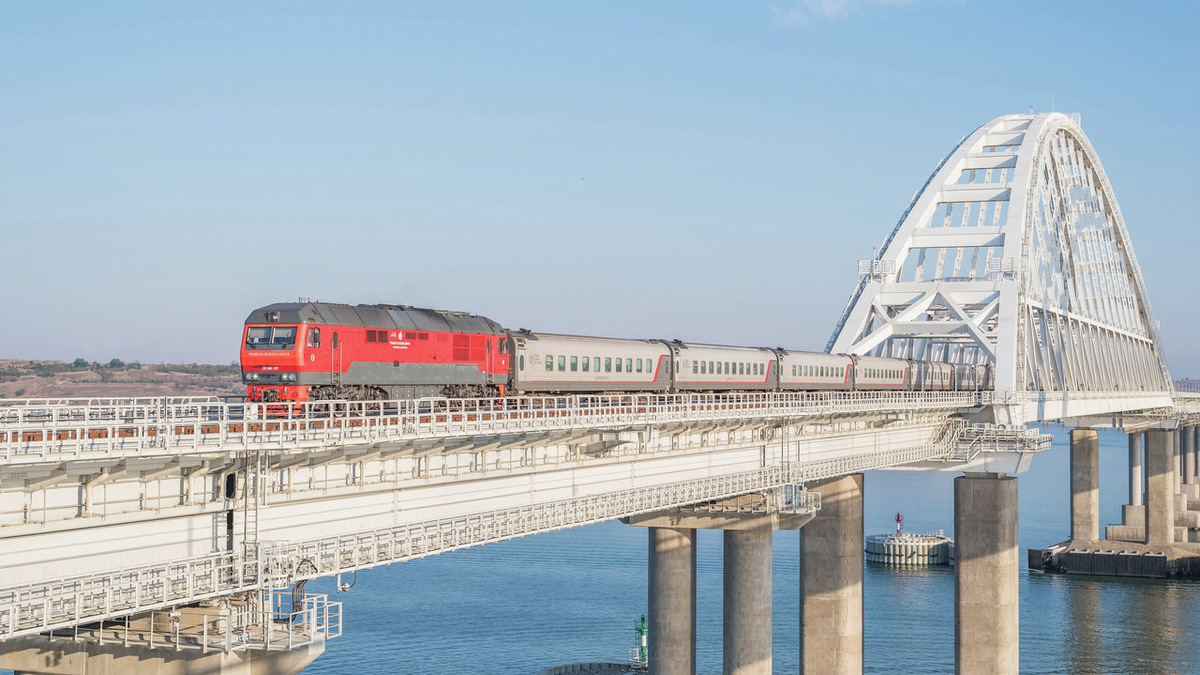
{"left": 828, "top": 113, "right": 1173, "bottom": 421}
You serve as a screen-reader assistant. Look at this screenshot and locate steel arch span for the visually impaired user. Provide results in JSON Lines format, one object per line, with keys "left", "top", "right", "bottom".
{"left": 827, "top": 113, "right": 1173, "bottom": 423}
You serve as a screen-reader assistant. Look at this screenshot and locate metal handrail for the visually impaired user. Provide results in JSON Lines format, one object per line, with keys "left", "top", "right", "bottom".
{"left": 0, "top": 391, "right": 988, "bottom": 463}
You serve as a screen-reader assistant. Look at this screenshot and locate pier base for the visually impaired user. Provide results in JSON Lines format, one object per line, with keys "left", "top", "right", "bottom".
{"left": 955, "top": 472, "right": 1018, "bottom": 675}
{"left": 799, "top": 474, "right": 862, "bottom": 675}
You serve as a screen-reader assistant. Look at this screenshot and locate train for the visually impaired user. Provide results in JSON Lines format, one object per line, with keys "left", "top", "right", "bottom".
{"left": 240, "top": 301, "right": 992, "bottom": 402}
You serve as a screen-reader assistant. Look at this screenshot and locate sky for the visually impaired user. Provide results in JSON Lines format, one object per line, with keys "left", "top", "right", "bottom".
{"left": 2, "top": 2, "right": 1199, "bottom": 376}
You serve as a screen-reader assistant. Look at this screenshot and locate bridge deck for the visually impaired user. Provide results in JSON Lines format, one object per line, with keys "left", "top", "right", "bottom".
{"left": 0, "top": 390, "right": 1177, "bottom": 641}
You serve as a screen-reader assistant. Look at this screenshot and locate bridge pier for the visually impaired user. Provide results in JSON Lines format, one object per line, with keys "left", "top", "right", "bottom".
{"left": 799, "top": 474, "right": 862, "bottom": 675}
{"left": 1070, "top": 428, "right": 1100, "bottom": 542}
{"left": 1180, "top": 425, "right": 1190, "bottom": 494}
{"left": 627, "top": 492, "right": 814, "bottom": 675}
{"left": 647, "top": 527, "right": 697, "bottom": 675}
{"left": 1193, "top": 425, "right": 1200, "bottom": 485}
{"left": 1129, "top": 431, "right": 1144, "bottom": 508}
{"left": 1175, "top": 428, "right": 1185, "bottom": 496}
{"left": 1145, "top": 429, "right": 1175, "bottom": 545}
{"left": 955, "top": 472, "right": 1018, "bottom": 675}
{"left": 723, "top": 530, "right": 772, "bottom": 675}
{"left": 1109, "top": 430, "right": 1147, "bottom": 539}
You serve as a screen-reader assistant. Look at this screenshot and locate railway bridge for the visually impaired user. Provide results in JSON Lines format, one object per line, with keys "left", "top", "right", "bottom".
{"left": 0, "top": 112, "right": 1194, "bottom": 675}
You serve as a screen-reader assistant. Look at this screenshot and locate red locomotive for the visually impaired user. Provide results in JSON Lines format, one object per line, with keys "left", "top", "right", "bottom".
{"left": 241, "top": 300, "right": 992, "bottom": 402}
{"left": 241, "top": 302, "right": 508, "bottom": 402}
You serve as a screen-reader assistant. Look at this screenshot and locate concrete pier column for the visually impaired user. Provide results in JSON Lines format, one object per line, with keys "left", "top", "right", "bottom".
{"left": 1175, "top": 428, "right": 1184, "bottom": 494}
{"left": 1180, "top": 422, "right": 1190, "bottom": 480}
{"left": 1145, "top": 430, "right": 1176, "bottom": 545}
{"left": 1129, "top": 431, "right": 1144, "bottom": 507}
{"left": 799, "top": 473, "right": 863, "bottom": 675}
{"left": 1071, "top": 428, "right": 1100, "bottom": 542}
{"left": 723, "top": 530, "right": 772, "bottom": 675}
{"left": 649, "top": 527, "right": 697, "bottom": 675}
{"left": 1193, "top": 426, "right": 1200, "bottom": 481}
{"left": 955, "top": 472, "right": 1018, "bottom": 675}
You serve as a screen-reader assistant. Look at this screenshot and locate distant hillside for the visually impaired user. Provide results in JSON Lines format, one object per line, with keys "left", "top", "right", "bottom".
{"left": 0, "top": 359, "right": 242, "bottom": 400}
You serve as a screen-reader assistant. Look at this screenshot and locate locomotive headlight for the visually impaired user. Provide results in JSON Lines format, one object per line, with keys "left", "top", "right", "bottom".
{"left": 244, "top": 372, "right": 260, "bottom": 382}
{"left": 281, "top": 373, "right": 297, "bottom": 382}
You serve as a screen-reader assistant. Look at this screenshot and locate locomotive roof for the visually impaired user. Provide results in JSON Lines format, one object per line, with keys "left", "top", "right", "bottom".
{"left": 245, "top": 302, "right": 505, "bottom": 334}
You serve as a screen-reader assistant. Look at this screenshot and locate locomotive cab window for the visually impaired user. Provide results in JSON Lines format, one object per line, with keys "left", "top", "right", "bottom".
{"left": 306, "top": 327, "right": 320, "bottom": 348}
{"left": 246, "top": 325, "right": 297, "bottom": 350}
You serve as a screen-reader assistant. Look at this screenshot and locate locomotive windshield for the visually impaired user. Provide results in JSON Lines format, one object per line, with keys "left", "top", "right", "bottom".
{"left": 245, "top": 325, "right": 297, "bottom": 350}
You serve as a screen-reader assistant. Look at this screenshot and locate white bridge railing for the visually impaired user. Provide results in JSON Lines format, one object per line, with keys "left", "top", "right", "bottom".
{"left": 0, "top": 391, "right": 988, "bottom": 463}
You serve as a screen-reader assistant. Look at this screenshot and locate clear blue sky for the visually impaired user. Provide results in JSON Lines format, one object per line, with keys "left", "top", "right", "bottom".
{"left": 3, "top": 2, "right": 1198, "bottom": 376}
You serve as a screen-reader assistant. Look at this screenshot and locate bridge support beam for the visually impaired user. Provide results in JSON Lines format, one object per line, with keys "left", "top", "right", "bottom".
{"left": 1070, "top": 429, "right": 1100, "bottom": 542}
{"left": 648, "top": 526, "right": 697, "bottom": 675}
{"left": 0, "top": 634, "right": 324, "bottom": 675}
{"left": 723, "top": 530, "right": 772, "bottom": 675}
{"left": 955, "top": 472, "right": 1018, "bottom": 675}
{"left": 1145, "top": 429, "right": 1175, "bottom": 545}
{"left": 799, "top": 474, "right": 862, "bottom": 675}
